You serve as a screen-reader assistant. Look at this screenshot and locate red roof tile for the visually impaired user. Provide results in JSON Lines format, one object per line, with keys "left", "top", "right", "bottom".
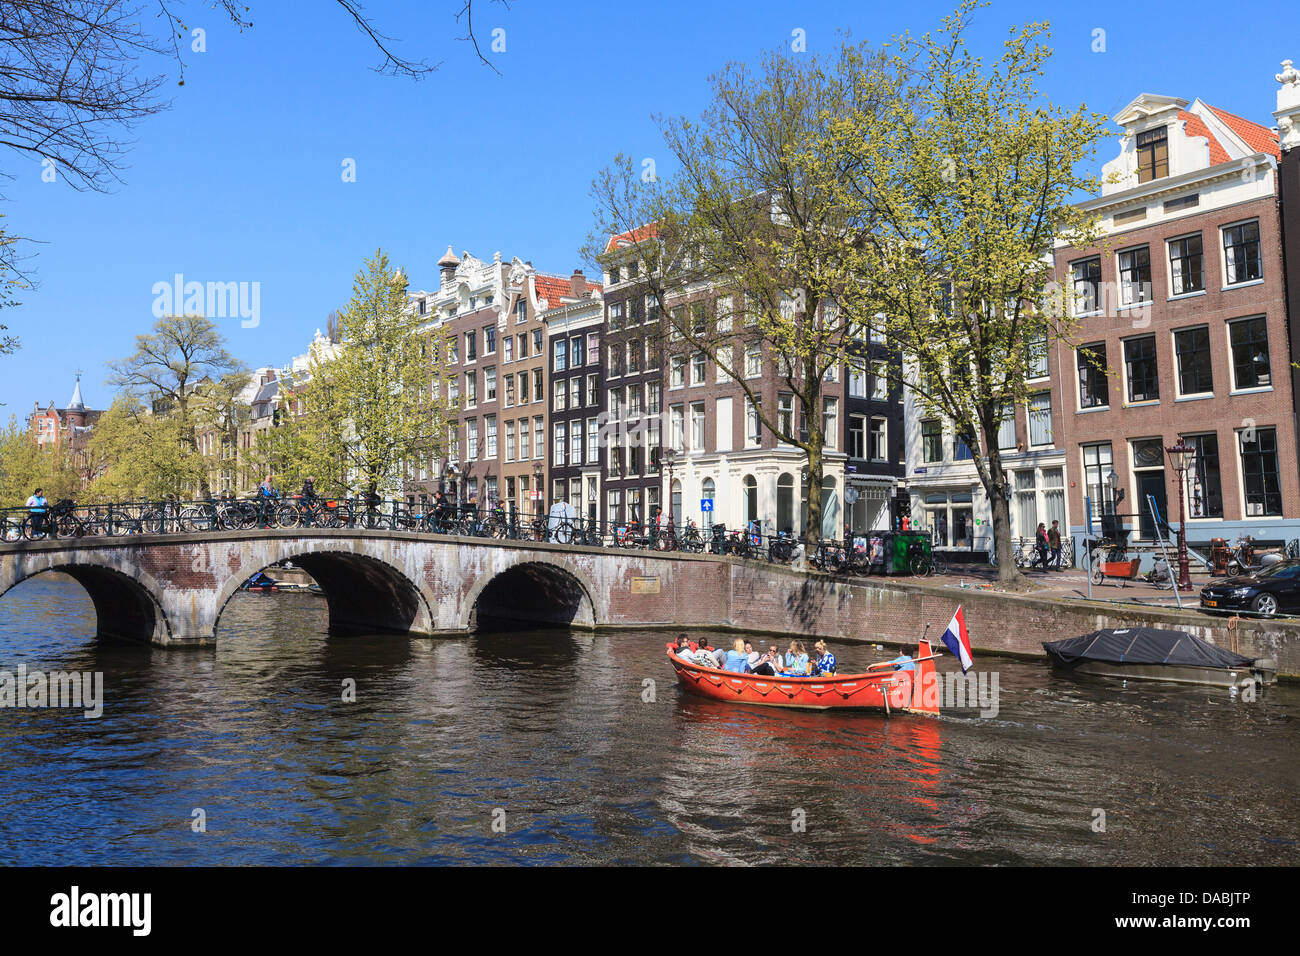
{"left": 1178, "top": 111, "right": 1230, "bottom": 166}
{"left": 534, "top": 274, "right": 603, "bottom": 307}
{"left": 1203, "top": 104, "right": 1280, "bottom": 160}
{"left": 603, "top": 223, "right": 659, "bottom": 253}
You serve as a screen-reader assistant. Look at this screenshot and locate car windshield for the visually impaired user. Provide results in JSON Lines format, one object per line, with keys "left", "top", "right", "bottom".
{"left": 1253, "top": 561, "right": 1300, "bottom": 580}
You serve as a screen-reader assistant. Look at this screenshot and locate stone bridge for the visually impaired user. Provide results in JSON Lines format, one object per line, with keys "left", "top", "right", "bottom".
{"left": 2, "top": 530, "right": 1296, "bottom": 676}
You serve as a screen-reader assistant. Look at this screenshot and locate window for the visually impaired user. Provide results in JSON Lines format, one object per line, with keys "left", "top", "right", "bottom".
{"left": 504, "top": 337, "right": 513, "bottom": 363}
{"left": 464, "top": 330, "right": 477, "bottom": 363}
{"left": 745, "top": 397, "right": 762, "bottom": 447}
{"left": 716, "top": 296, "right": 733, "bottom": 332}
{"left": 716, "top": 346, "right": 733, "bottom": 383}
{"left": 628, "top": 384, "right": 642, "bottom": 416}
{"left": 505, "top": 421, "right": 516, "bottom": 462}
{"left": 554, "top": 422, "right": 567, "bottom": 466}
{"left": 1077, "top": 344, "right": 1108, "bottom": 408}
{"left": 1181, "top": 432, "right": 1222, "bottom": 518}
{"left": 647, "top": 382, "right": 661, "bottom": 415}
{"left": 627, "top": 339, "right": 641, "bottom": 374}
{"left": 1223, "top": 221, "right": 1262, "bottom": 285}
{"left": 670, "top": 356, "right": 685, "bottom": 388}
{"left": 1168, "top": 235, "right": 1203, "bottom": 295}
{"left": 647, "top": 426, "right": 660, "bottom": 473}
{"left": 1229, "top": 317, "right": 1271, "bottom": 389}
{"left": 690, "top": 402, "right": 705, "bottom": 451}
{"left": 484, "top": 367, "right": 496, "bottom": 402}
{"left": 571, "top": 336, "right": 585, "bottom": 367}
{"left": 953, "top": 433, "right": 973, "bottom": 461}
{"left": 1173, "top": 326, "right": 1213, "bottom": 396}
{"left": 533, "top": 416, "right": 543, "bottom": 459}
{"left": 1239, "top": 427, "right": 1282, "bottom": 516}
{"left": 608, "top": 265, "right": 621, "bottom": 286}
{"left": 822, "top": 398, "right": 838, "bottom": 450}
{"left": 533, "top": 369, "right": 544, "bottom": 403}
{"left": 922, "top": 420, "right": 943, "bottom": 463}
{"left": 485, "top": 416, "right": 497, "bottom": 458}
{"left": 1082, "top": 443, "right": 1114, "bottom": 515}
{"left": 608, "top": 346, "right": 622, "bottom": 379}
{"left": 465, "top": 371, "right": 478, "bottom": 406}
{"left": 745, "top": 346, "right": 762, "bottom": 378}
{"left": 871, "top": 363, "right": 889, "bottom": 401}
{"left": 1124, "top": 336, "right": 1159, "bottom": 402}
{"left": 1071, "top": 257, "right": 1102, "bottom": 315}
{"left": 554, "top": 383, "right": 567, "bottom": 412}
{"left": 448, "top": 377, "right": 460, "bottom": 408}
{"left": 1026, "top": 334, "right": 1048, "bottom": 379}
{"left": 516, "top": 372, "right": 528, "bottom": 405}
{"left": 532, "top": 329, "right": 543, "bottom": 356}
{"left": 997, "top": 404, "right": 1016, "bottom": 451}
{"left": 691, "top": 352, "right": 706, "bottom": 385}
{"left": 848, "top": 361, "right": 867, "bottom": 398}
{"left": 586, "top": 374, "right": 598, "bottom": 407}
{"left": 517, "top": 333, "right": 527, "bottom": 358}
{"left": 669, "top": 404, "right": 684, "bottom": 452}
{"left": 1028, "top": 393, "right": 1052, "bottom": 447}
{"left": 485, "top": 326, "right": 496, "bottom": 354}
{"left": 778, "top": 394, "right": 794, "bottom": 438}
{"left": 869, "top": 417, "right": 887, "bottom": 461}
{"left": 571, "top": 420, "right": 583, "bottom": 466}
{"left": 690, "top": 302, "right": 707, "bottom": 336}
{"left": 516, "top": 299, "right": 527, "bottom": 324}
{"left": 466, "top": 419, "right": 478, "bottom": 460}
{"left": 587, "top": 418, "right": 598, "bottom": 463}
{"left": 645, "top": 294, "right": 659, "bottom": 324}
{"left": 1136, "top": 126, "right": 1168, "bottom": 182}
{"left": 609, "top": 389, "right": 621, "bottom": 420}
{"left": 849, "top": 414, "right": 867, "bottom": 459}
{"left": 587, "top": 332, "right": 599, "bottom": 365}
{"left": 1118, "top": 247, "right": 1152, "bottom": 306}
{"left": 519, "top": 419, "right": 530, "bottom": 460}
{"left": 554, "top": 339, "right": 568, "bottom": 372}
{"left": 608, "top": 490, "right": 622, "bottom": 525}
{"left": 608, "top": 302, "right": 624, "bottom": 330}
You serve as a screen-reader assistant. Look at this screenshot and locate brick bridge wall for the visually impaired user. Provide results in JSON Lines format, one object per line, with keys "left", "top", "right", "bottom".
{"left": 1, "top": 531, "right": 1296, "bottom": 675}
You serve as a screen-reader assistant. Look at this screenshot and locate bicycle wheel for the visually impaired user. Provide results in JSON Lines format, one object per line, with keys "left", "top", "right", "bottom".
{"left": 553, "top": 521, "right": 575, "bottom": 545}
{"left": 931, "top": 552, "right": 947, "bottom": 575}
{"left": 909, "top": 552, "right": 932, "bottom": 576}
{"left": 274, "top": 503, "right": 301, "bottom": 529}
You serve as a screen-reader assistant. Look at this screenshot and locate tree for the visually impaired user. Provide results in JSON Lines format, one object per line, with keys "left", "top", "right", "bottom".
{"left": 107, "top": 313, "right": 245, "bottom": 496}
{"left": 85, "top": 397, "right": 204, "bottom": 500}
{"left": 0, "top": 415, "right": 79, "bottom": 506}
{"left": 586, "top": 42, "right": 904, "bottom": 546}
{"left": 285, "top": 250, "right": 445, "bottom": 497}
{"left": 836, "top": 1, "right": 1107, "bottom": 582}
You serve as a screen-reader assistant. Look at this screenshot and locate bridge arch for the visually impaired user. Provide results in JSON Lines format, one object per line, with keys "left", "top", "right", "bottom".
{"left": 212, "top": 545, "right": 436, "bottom": 638}
{"left": 464, "top": 558, "right": 597, "bottom": 632}
{"left": 0, "top": 556, "right": 172, "bottom": 645}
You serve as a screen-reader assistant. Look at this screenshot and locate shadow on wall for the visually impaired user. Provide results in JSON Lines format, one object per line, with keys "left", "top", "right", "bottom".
{"left": 470, "top": 562, "right": 594, "bottom": 633}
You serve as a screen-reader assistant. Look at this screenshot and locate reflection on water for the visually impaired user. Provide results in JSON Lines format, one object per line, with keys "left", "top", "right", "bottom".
{"left": 0, "top": 572, "right": 1296, "bottom": 865}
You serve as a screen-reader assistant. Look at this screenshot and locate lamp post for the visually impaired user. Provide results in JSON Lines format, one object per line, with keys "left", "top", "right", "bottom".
{"left": 661, "top": 448, "right": 677, "bottom": 526}
{"left": 1165, "top": 440, "right": 1195, "bottom": 589}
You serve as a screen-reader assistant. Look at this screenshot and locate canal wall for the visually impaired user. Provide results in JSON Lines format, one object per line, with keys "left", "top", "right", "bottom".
{"left": 693, "top": 562, "right": 1300, "bottom": 678}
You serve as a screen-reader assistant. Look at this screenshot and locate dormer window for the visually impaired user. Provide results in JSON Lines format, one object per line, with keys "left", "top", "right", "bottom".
{"left": 1136, "top": 127, "right": 1168, "bottom": 183}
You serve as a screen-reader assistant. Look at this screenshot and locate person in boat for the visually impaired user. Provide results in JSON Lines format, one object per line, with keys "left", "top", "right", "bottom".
{"left": 673, "top": 634, "right": 694, "bottom": 658}
{"left": 751, "top": 643, "right": 782, "bottom": 676}
{"left": 783, "top": 641, "right": 810, "bottom": 676}
{"left": 744, "top": 640, "right": 761, "bottom": 671}
{"left": 887, "top": 644, "right": 915, "bottom": 671}
{"left": 812, "top": 641, "right": 837, "bottom": 675}
{"left": 723, "top": 639, "right": 750, "bottom": 673}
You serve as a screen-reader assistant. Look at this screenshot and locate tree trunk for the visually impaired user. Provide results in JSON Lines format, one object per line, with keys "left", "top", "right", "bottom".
{"left": 804, "top": 438, "right": 824, "bottom": 550}
{"left": 987, "top": 482, "right": 1023, "bottom": 584}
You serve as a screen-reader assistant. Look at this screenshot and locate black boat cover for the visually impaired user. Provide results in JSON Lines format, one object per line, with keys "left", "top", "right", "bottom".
{"left": 1043, "top": 627, "right": 1256, "bottom": 668}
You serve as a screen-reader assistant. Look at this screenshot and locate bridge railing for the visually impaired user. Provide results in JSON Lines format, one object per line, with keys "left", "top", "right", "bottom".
{"left": 0, "top": 497, "right": 926, "bottom": 575}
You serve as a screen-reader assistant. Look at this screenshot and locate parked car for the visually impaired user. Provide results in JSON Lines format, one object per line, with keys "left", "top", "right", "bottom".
{"left": 1200, "top": 560, "right": 1300, "bottom": 618}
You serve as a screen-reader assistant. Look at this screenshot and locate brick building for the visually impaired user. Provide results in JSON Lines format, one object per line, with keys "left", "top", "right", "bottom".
{"left": 27, "top": 375, "right": 104, "bottom": 487}
{"left": 1051, "top": 91, "right": 1299, "bottom": 551}
{"left": 541, "top": 279, "right": 603, "bottom": 523}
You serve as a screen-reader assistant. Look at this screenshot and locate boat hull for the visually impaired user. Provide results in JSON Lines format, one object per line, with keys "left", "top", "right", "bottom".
{"left": 1045, "top": 651, "right": 1275, "bottom": 688}
{"left": 668, "top": 639, "right": 940, "bottom": 715}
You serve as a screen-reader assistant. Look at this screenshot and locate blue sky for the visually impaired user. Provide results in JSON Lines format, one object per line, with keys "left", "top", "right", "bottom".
{"left": 2, "top": 0, "right": 1298, "bottom": 415}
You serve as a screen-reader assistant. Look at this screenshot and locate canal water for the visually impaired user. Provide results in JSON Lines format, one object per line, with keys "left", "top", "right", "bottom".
{"left": 0, "top": 573, "right": 1296, "bottom": 865}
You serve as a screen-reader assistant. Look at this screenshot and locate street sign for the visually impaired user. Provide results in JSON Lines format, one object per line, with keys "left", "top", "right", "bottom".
{"left": 701, "top": 498, "right": 714, "bottom": 512}
{"left": 844, "top": 487, "right": 859, "bottom": 505}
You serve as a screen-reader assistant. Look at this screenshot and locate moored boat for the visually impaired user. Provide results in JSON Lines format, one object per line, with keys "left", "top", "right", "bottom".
{"left": 667, "top": 638, "right": 941, "bottom": 715}
{"left": 1043, "top": 627, "right": 1277, "bottom": 689}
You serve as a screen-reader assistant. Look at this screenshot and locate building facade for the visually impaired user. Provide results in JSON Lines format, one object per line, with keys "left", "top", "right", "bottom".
{"left": 542, "top": 283, "right": 604, "bottom": 523}
{"left": 1051, "top": 91, "right": 1298, "bottom": 551}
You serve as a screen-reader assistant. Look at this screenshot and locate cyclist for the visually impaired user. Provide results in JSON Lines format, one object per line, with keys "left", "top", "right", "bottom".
{"left": 25, "top": 487, "right": 49, "bottom": 537}
{"left": 301, "top": 476, "right": 319, "bottom": 525}
{"left": 257, "top": 474, "right": 277, "bottom": 528}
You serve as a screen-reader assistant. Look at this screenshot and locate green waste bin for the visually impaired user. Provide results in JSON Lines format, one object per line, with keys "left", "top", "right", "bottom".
{"left": 891, "top": 531, "right": 932, "bottom": 574}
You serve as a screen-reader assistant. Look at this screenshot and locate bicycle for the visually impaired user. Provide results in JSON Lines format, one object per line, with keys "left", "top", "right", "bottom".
{"left": 811, "top": 537, "right": 845, "bottom": 573}
{"left": 679, "top": 520, "right": 704, "bottom": 553}
{"left": 767, "top": 531, "right": 797, "bottom": 565}
{"left": 906, "top": 539, "right": 933, "bottom": 576}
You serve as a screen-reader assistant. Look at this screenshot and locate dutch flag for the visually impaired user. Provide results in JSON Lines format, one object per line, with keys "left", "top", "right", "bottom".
{"left": 942, "top": 606, "right": 974, "bottom": 673}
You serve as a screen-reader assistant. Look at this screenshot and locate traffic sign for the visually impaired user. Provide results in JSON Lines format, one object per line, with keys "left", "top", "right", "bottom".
{"left": 701, "top": 498, "right": 714, "bottom": 512}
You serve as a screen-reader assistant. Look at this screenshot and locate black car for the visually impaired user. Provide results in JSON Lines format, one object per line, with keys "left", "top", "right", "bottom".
{"left": 1200, "top": 560, "right": 1300, "bottom": 618}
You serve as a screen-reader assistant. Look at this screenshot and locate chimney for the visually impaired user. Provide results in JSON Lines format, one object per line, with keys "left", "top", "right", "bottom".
{"left": 570, "top": 269, "right": 587, "bottom": 298}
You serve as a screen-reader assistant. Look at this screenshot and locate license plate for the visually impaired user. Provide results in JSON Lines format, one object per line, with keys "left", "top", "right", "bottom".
{"left": 1204, "top": 599, "right": 1218, "bottom": 607}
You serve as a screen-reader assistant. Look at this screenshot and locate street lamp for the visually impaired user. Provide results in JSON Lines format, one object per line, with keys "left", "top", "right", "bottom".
{"left": 661, "top": 448, "right": 677, "bottom": 525}
{"left": 1166, "top": 440, "right": 1195, "bottom": 589}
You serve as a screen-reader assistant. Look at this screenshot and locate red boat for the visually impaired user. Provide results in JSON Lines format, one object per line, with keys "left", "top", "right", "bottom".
{"left": 667, "top": 638, "right": 941, "bottom": 716}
